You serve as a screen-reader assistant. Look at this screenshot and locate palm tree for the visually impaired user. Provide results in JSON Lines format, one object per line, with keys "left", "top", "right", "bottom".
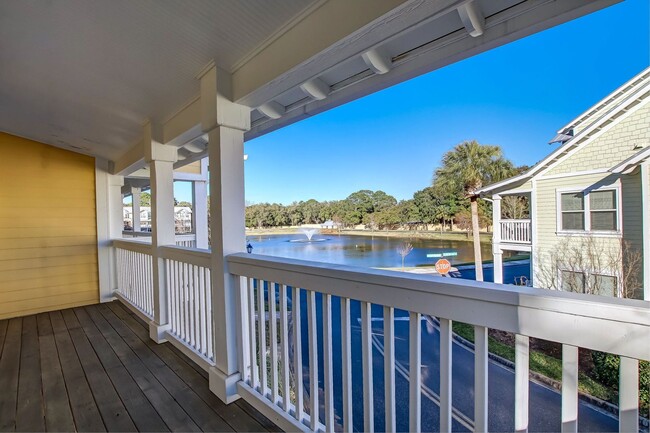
{"left": 432, "top": 141, "right": 515, "bottom": 281}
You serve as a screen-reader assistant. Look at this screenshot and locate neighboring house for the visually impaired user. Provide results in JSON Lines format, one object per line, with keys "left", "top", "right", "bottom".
{"left": 478, "top": 68, "right": 649, "bottom": 299}
{"left": 321, "top": 219, "right": 339, "bottom": 229}
{"left": 123, "top": 206, "right": 192, "bottom": 233}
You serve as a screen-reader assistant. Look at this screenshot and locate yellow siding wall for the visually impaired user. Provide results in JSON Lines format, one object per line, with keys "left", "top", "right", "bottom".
{"left": 0, "top": 133, "right": 98, "bottom": 319}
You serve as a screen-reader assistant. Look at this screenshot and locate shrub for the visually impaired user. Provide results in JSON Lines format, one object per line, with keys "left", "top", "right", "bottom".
{"left": 592, "top": 351, "right": 649, "bottom": 411}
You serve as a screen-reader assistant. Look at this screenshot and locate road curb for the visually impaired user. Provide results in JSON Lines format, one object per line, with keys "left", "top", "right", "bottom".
{"left": 451, "top": 332, "right": 649, "bottom": 431}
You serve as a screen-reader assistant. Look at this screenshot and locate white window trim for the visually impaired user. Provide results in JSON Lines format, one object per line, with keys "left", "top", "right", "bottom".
{"left": 555, "top": 184, "right": 622, "bottom": 236}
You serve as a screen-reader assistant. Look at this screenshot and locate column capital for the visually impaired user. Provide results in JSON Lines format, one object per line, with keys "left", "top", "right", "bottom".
{"left": 200, "top": 65, "right": 250, "bottom": 133}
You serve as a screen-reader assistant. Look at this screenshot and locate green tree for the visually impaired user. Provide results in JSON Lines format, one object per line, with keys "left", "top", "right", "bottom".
{"left": 140, "top": 192, "right": 151, "bottom": 206}
{"left": 432, "top": 140, "right": 516, "bottom": 280}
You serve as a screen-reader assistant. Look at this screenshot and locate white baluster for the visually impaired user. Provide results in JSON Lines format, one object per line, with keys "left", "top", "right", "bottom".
{"left": 410, "top": 311, "right": 421, "bottom": 433}
{"left": 515, "top": 335, "right": 530, "bottom": 433}
{"left": 257, "top": 280, "right": 268, "bottom": 397}
{"left": 561, "top": 344, "right": 578, "bottom": 433}
{"left": 279, "top": 284, "right": 290, "bottom": 412}
{"left": 341, "top": 297, "right": 353, "bottom": 433}
{"left": 269, "top": 282, "right": 279, "bottom": 404}
{"left": 384, "top": 306, "right": 396, "bottom": 433}
{"left": 248, "top": 278, "right": 258, "bottom": 388}
{"left": 292, "top": 287, "right": 304, "bottom": 423}
{"left": 474, "top": 326, "right": 488, "bottom": 433}
{"left": 361, "top": 301, "right": 374, "bottom": 432}
{"left": 307, "top": 290, "right": 319, "bottom": 431}
{"left": 323, "top": 294, "right": 334, "bottom": 432}
{"left": 440, "top": 318, "right": 453, "bottom": 433}
{"left": 619, "top": 357, "right": 639, "bottom": 433}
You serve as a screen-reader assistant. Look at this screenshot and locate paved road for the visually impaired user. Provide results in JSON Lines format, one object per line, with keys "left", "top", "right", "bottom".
{"left": 286, "top": 286, "right": 620, "bottom": 432}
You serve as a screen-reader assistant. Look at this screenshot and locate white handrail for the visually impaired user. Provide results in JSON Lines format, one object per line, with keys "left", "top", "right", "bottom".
{"left": 227, "top": 253, "right": 649, "bottom": 360}
{"left": 113, "top": 239, "right": 153, "bottom": 255}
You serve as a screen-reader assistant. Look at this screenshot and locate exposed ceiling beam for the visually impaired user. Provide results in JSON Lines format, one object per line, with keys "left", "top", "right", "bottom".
{"left": 300, "top": 78, "right": 331, "bottom": 100}
{"left": 361, "top": 48, "right": 393, "bottom": 74}
{"left": 457, "top": 1, "right": 484, "bottom": 37}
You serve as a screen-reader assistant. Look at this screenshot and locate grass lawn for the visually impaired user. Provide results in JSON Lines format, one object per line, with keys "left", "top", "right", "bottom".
{"left": 452, "top": 322, "right": 615, "bottom": 404}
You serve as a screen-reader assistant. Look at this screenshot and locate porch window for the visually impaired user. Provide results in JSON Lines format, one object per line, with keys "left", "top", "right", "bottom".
{"left": 589, "top": 190, "right": 617, "bottom": 231}
{"left": 560, "top": 192, "right": 585, "bottom": 230}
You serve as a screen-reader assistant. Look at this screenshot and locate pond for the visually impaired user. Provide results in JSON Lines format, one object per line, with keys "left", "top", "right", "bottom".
{"left": 247, "top": 233, "right": 530, "bottom": 283}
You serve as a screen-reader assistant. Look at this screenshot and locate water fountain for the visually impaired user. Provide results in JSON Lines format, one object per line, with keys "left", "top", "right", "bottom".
{"left": 289, "top": 228, "right": 327, "bottom": 243}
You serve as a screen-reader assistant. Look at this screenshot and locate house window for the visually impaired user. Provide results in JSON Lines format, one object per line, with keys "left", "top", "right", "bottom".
{"left": 558, "top": 188, "right": 619, "bottom": 233}
{"left": 589, "top": 190, "right": 617, "bottom": 231}
{"left": 560, "top": 270, "right": 585, "bottom": 292}
{"left": 560, "top": 192, "right": 585, "bottom": 230}
{"left": 560, "top": 270, "right": 617, "bottom": 297}
{"left": 589, "top": 274, "right": 617, "bottom": 297}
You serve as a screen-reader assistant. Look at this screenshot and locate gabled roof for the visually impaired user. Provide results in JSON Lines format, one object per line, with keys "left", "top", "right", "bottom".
{"left": 477, "top": 67, "right": 650, "bottom": 196}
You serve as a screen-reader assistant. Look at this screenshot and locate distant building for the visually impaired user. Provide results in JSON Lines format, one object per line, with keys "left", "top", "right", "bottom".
{"left": 321, "top": 220, "right": 339, "bottom": 229}
{"left": 123, "top": 206, "right": 193, "bottom": 233}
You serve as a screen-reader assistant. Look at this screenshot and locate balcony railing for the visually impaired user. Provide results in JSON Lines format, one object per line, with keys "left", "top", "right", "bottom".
{"left": 121, "top": 231, "right": 197, "bottom": 248}
{"left": 112, "top": 240, "right": 649, "bottom": 433}
{"left": 499, "top": 219, "right": 532, "bottom": 244}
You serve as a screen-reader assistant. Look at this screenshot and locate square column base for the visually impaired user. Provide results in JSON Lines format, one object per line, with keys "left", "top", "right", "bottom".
{"left": 209, "top": 366, "right": 241, "bottom": 404}
{"left": 149, "top": 321, "right": 171, "bottom": 343}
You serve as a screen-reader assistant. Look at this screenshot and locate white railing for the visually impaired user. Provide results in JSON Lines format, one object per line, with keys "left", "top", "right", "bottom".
{"left": 121, "top": 231, "right": 197, "bottom": 248}
{"left": 174, "top": 233, "right": 197, "bottom": 248}
{"left": 114, "top": 239, "right": 154, "bottom": 318}
{"left": 500, "top": 219, "right": 531, "bottom": 243}
{"left": 227, "top": 253, "right": 649, "bottom": 433}
{"left": 159, "top": 245, "right": 214, "bottom": 363}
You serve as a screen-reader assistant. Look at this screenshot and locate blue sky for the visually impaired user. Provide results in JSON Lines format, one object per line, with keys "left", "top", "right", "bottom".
{"left": 173, "top": 0, "right": 650, "bottom": 205}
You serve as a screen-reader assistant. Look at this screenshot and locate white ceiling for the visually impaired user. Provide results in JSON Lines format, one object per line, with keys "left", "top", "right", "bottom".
{"left": 0, "top": 0, "right": 319, "bottom": 159}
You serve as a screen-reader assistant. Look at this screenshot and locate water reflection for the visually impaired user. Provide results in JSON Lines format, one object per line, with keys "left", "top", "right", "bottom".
{"left": 248, "top": 234, "right": 515, "bottom": 269}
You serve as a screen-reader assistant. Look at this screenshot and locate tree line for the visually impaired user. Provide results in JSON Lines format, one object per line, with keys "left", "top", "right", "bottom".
{"left": 246, "top": 141, "right": 528, "bottom": 231}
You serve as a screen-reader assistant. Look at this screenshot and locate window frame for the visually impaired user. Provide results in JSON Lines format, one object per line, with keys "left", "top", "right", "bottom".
{"left": 555, "top": 185, "right": 622, "bottom": 236}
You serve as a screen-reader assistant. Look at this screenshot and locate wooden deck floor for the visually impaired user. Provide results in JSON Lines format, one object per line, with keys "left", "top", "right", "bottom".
{"left": 0, "top": 301, "right": 280, "bottom": 432}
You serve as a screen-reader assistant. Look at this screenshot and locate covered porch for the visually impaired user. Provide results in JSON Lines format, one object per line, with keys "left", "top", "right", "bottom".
{"left": 1, "top": 1, "right": 648, "bottom": 432}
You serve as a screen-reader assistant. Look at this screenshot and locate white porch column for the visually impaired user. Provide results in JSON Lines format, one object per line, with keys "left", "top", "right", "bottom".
{"left": 193, "top": 180, "right": 209, "bottom": 249}
{"left": 143, "top": 121, "right": 178, "bottom": 343}
{"left": 131, "top": 186, "right": 142, "bottom": 232}
{"left": 492, "top": 195, "right": 503, "bottom": 284}
{"left": 200, "top": 65, "right": 251, "bottom": 403}
{"left": 95, "top": 159, "right": 124, "bottom": 302}
{"left": 642, "top": 162, "right": 649, "bottom": 301}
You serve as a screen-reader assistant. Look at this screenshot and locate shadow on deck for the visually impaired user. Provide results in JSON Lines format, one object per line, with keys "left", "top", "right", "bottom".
{"left": 0, "top": 301, "right": 280, "bottom": 432}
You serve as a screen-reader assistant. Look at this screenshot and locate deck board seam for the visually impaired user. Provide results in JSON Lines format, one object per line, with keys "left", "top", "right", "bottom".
{"left": 95, "top": 304, "right": 230, "bottom": 432}
{"left": 89, "top": 304, "right": 203, "bottom": 432}
{"left": 73, "top": 307, "right": 171, "bottom": 433}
